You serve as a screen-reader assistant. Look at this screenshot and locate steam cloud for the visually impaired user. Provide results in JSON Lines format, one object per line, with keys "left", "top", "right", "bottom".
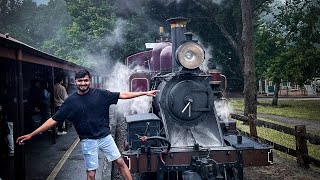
{"left": 104, "top": 62, "right": 152, "bottom": 116}
{"left": 78, "top": 17, "right": 151, "bottom": 115}
{"left": 85, "top": 19, "right": 126, "bottom": 74}
{"left": 214, "top": 100, "right": 233, "bottom": 123}
{"left": 200, "top": 45, "right": 212, "bottom": 73}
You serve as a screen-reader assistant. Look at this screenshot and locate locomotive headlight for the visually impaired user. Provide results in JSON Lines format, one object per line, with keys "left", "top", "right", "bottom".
{"left": 176, "top": 42, "right": 204, "bottom": 69}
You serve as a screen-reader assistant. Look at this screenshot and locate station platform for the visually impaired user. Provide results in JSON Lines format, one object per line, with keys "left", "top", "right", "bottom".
{"left": 3, "top": 126, "right": 112, "bottom": 180}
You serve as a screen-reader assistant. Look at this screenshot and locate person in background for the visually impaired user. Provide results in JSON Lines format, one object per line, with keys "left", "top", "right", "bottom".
{"left": 28, "top": 80, "right": 42, "bottom": 128}
{"left": 0, "top": 89, "right": 9, "bottom": 158}
{"left": 54, "top": 75, "right": 68, "bottom": 135}
{"left": 0, "top": 88, "right": 13, "bottom": 156}
{"left": 67, "top": 78, "right": 77, "bottom": 95}
{"left": 40, "top": 80, "right": 51, "bottom": 123}
{"left": 17, "top": 68, "right": 159, "bottom": 180}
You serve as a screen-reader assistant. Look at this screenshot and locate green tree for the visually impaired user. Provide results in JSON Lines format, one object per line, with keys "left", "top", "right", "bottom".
{"left": 277, "top": 0, "right": 320, "bottom": 82}
{"left": 0, "top": 0, "right": 39, "bottom": 45}
{"left": 34, "top": 0, "right": 71, "bottom": 48}
{"left": 0, "top": 0, "right": 23, "bottom": 35}
{"left": 122, "top": 8, "right": 159, "bottom": 58}
{"left": 256, "top": 0, "right": 320, "bottom": 105}
{"left": 43, "top": 0, "right": 116, "bottom": 66}
{"left": 256, "top": 23, "right": 286, "bottom": 106}
{"left": 0, "top": 0, "right": 71, "bottom": 49}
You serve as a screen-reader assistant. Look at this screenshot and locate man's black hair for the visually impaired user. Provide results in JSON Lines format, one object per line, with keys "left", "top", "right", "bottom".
{"left": 55, "top": 74, "right": 64, "bottom": 84}
{"left": 75, "top": 69, "right": 91, "bottom": 79}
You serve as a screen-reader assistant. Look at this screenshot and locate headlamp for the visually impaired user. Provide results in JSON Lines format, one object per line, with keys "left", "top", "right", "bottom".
{"left": 176, "top": 42, "right": 204, "bottom": 69}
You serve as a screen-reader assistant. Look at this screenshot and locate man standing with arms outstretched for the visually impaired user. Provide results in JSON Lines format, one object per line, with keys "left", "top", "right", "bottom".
{"left": 17, "top": 69, "right": 159, "bottom": 180}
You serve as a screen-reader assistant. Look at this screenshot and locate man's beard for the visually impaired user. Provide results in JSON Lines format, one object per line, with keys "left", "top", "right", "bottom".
{"left": 77, "top": 85, "right": 89, "bottom": 92}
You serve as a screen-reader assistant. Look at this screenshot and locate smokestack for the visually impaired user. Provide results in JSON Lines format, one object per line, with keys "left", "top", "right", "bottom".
{"left": 166, "top": 17, "right": 189, "bottom": 73}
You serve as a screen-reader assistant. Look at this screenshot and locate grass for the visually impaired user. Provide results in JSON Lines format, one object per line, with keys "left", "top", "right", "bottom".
{"left": 230, "top": 99, "right": 320, "bottom": 121}
{"left": 236, "top": 120, "right": 320, "bottom": 161}
{"left": 257, "top": 117, "right": 320, "bottom": 135}
{"left": 230, "top": 99, "right": 320, "bottom": 162}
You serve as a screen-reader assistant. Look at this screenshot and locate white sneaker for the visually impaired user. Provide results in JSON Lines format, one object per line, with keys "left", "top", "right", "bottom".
{"left": 57, "top": 131, "right": 67, "bottom": 135}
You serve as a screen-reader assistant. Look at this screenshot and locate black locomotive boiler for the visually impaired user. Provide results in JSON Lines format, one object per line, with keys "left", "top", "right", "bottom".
{"left": 122, "top": 18, "right": 272, "bottom": 180}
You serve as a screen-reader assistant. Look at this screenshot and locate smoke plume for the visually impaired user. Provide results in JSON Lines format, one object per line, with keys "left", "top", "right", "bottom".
{"left": 105, "top": 62, "right": 152, "bottom": 116}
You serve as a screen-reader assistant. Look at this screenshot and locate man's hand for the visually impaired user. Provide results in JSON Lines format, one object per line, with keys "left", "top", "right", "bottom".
{"left": 145, "top": 90, "right": 160, "bottom": 97}
{"left": 16, "top": 118, "right": 58, "bottom": 145}
{"left": 16, "top": 134, "right": 32, "bottom": 145}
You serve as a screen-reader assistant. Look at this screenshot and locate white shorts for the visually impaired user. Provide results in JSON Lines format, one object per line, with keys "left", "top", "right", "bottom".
{"left": 80, "top": 134, "right": 121, "bottom": 170}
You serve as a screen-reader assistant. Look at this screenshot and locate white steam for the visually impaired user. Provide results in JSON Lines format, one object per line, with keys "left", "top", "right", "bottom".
{"left": 85, "top": 18, "right": 127, "bottom": 74}
{"left": 200, "top": 45, "right": 213, "bottom": 73}
{"left": 105, "top": 62, "right": 152, "bottom": 116}
{"left": 194, "top": 34, "right": 212, "bottom": 73}
{"left": 103, "top": 19, "right": 126, "bottom": 47}
{"left": 214, "top": 100, "right": 233, "bottom": 123}
{"left": 105, "top": 63, "right": 129, "bottom": 92}
{"left": 82, "top": 17, "right": 152, "bottom": 116}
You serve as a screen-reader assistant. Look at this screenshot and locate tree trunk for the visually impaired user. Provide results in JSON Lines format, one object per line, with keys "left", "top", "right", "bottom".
{"left": 241, "top": 0, "right": 257, "bottom": 117}
{"left": 272, "top": 82, "right": 280, "bottom": 106}
{"left": 215, "top": 19, "right": 245, "bottom": 76}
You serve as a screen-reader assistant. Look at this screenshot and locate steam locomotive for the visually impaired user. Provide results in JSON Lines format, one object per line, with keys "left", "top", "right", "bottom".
{"left": 122, "top": 17, "right": 272, "bottom": 180}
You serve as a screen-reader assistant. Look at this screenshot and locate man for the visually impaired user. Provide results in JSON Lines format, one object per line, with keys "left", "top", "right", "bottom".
{"left": 54, "top": 74, "right": 68, "bottom": 135}
{"left": 17, "top": 69, "right": 159, "bottom": 180}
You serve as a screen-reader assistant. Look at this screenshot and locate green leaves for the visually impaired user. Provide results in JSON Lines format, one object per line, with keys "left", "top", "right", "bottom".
{"left": 256, "top": 0, "right": 320, "bottom": 85}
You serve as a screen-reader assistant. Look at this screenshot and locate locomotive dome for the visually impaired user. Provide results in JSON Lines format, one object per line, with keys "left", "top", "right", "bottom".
{"left": 151, "top": 42, "right": 171, "bottom": 72}
{"left": 160, "top": 44, "right": 172, "bottom": 73}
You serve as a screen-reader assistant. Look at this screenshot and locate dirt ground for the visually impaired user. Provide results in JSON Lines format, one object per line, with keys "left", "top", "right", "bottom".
{"left": 244, "top": 150, "right": 320, "bottom": 180}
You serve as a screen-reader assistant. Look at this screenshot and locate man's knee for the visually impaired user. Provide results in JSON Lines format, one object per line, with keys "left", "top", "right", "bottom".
{"left": 114, "top": 157, "right": 127, "bottom": 168}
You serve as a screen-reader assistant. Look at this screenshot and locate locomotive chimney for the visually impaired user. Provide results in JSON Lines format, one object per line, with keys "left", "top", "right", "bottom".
{"left": 166, "top": 17, "right": 189, "bottom": 73}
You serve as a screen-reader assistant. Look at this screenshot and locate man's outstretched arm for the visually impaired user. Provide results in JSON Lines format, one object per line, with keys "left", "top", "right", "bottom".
{"left": 16, "top": 118, "right": 58, "bottom": 145}
{"left": 119, "top": 90, "right": 159, "bottom": 99}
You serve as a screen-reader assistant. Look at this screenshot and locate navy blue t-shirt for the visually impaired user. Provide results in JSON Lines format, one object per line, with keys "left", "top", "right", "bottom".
{"left": 52, "top": 88, "right": 119, "bottom": 139}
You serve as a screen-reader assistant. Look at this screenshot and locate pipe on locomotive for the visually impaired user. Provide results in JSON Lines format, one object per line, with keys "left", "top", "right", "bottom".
{"left": 167, "top": 17, "right": 205, "bottom": 72}
{"left": 166, "top": 17, "right": 189, "bottom": 72}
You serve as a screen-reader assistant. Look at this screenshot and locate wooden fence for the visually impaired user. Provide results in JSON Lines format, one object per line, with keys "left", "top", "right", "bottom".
{"left": 230, "top": 113, "right": 320, "bottom": 168}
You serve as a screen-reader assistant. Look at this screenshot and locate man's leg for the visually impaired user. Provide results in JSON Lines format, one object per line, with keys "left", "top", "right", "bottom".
{"left": 86, "top": 169, "right": 96, "bottom": 180}
{"left": 99, "top": 135, "right": 132, "bottom": 180}
{"left": 114, "top": 157, "right": 132, "bottom": 180}
{"left": 81, "top": 139, "right": 99, "bottom": 180}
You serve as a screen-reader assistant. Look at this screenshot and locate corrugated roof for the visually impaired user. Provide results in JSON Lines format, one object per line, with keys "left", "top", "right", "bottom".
{"left": 0, "top": 33, "right": 86, "bottom": 71}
